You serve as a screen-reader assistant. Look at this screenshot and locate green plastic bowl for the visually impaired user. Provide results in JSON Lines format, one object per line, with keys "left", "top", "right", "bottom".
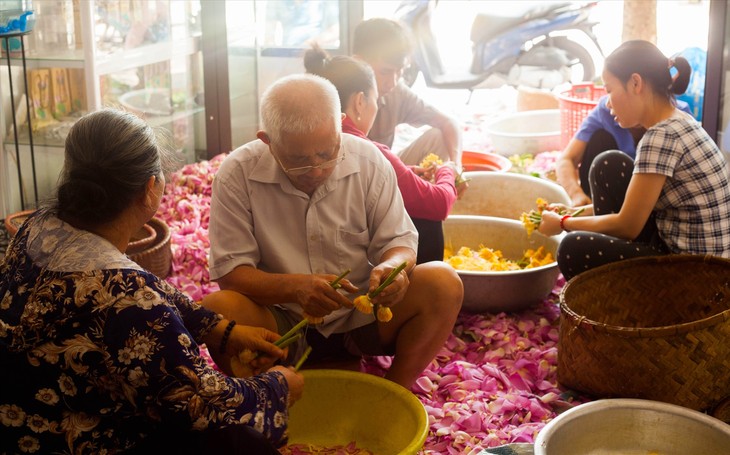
{"left": 287, "top": 369, "right": 428, "bottom": 454}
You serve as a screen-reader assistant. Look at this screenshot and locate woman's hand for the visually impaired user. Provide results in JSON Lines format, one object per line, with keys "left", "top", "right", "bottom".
{"left": 223, "top": 325, "right": 287, "bottom": 376}
{"left": 546, "top": 202, "right": 570, "bottom": 214}
{"left": 570, "top": 191, "right": 591, "bottom": 207}
{"left": 228, "top": 325, "right": 285, "bottom": 359}
{"left": 411, "top": 165, "right": 435, "bottom": 182}
{"left": 455, "top": 178, "right": 469, "bottom": 199}
{"left": 538, "top": 210, "right": 564, "bottom": 236}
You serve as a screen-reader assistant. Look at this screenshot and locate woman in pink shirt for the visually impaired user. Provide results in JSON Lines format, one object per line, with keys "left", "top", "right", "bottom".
{"left": 304, "top": 45, "right": 466, "bottom": 263}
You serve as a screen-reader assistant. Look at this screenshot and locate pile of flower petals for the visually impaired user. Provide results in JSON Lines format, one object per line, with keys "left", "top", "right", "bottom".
{"left": 362, "top": 280, "right": 588, "bottom": 454}
{"left": 157, "top": 154, "right": 227, "bottom": 302}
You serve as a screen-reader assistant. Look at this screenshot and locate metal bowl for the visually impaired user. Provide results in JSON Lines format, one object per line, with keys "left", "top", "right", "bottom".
{"left": 534, "top": 399, "right": 730, "bottom": 455}
{"left": 443, "top": 215, "right": 560, "bottom": 313}
{"left": 451, "top": 171, "right": 570, "bottom": 220}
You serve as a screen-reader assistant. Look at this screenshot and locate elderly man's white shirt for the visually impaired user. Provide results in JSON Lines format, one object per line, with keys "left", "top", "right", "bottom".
{"left": 208, "top": 133, "right": 418, "bottom": 336}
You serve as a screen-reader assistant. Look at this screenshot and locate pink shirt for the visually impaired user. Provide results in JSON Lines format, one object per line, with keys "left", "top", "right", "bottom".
{"left": 343, "top": 116, "right": 457, "bottom": 221}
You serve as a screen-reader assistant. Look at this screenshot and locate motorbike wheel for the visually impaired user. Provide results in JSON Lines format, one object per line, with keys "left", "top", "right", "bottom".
{"left": 549, "top": 36, "right": 596, "bottom": 84}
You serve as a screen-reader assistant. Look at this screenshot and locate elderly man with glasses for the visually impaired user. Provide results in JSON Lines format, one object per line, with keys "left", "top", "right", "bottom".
{"left": 206, "top": 73, "right": 463, "bottom": 389}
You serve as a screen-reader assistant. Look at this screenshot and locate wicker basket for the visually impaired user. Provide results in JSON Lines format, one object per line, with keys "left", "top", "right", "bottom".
{"left": 129, "top": 217, "right": 172, "bottom": 279}
{"left": 126, "top": 223, "right": 157, "bottom": 255}
{"left": 558, "top": 254, "right": 730, "bottom": 413}
{"left": 4, "top": 209, "right": 36, "bottom": 237}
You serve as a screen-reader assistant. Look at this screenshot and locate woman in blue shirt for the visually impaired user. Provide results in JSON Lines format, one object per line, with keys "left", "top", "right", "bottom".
{"left": 556, "top": 94, "right": 690, "bottom": 206}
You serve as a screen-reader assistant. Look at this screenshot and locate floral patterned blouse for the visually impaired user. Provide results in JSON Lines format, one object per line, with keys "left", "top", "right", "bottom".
{"left": 0, "top": 210, "right": 290, "bottom": 454}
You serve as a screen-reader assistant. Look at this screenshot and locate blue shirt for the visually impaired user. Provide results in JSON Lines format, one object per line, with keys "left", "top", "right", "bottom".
{"left": 575, "top": 96, "right": 691, "bottom": 159}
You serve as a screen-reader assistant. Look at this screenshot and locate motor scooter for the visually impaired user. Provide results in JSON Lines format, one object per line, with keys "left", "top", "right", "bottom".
{"left": 396, "top": 0, "right": 603, "bottom": 94}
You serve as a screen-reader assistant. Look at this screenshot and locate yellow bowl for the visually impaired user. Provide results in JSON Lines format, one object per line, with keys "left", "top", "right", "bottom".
{"left": 287, "top": 369, "right": 428, "bottom": 454}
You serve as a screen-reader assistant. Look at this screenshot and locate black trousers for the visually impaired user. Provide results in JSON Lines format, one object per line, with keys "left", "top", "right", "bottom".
{"left": 557, "top": 150, "right": 669, "bottom": 280}
{"left": 411, "top": 218, "right": 444, "bottom": 264}
{"left": 578, "top": 128, "right": 619, "bottom": 196}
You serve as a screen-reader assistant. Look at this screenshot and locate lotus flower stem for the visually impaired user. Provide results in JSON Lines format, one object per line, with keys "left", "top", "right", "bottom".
{"left": 294, "top": 346, "right": 313, "bottom": 371}
{"left": 275, "top": 318, "right": 309, "bottom": 347}
{"left": 329, "top": 269, "right": 351, "bottom": 289}
{"left": 370, "top": 261, "right": 408, "bottom": 298}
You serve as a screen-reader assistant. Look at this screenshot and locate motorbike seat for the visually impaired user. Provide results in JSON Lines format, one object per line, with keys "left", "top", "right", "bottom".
{"left": 407, "top": 2, "right": 490, "bottom": 89}
{"left": 470, "top": 2, "right": 573, "bottom": 44}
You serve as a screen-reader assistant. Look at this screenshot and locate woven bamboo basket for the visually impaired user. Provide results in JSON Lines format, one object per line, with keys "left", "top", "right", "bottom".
{"left": 126, "top": 222, "right": 157, "bottom": 255}
{"left": 128, "top": 217, "right": 172, "bottom": 279}
{"left": 558, "top": 254, "right": 730, "bottom": 413}
{"left": 4, "top": 209, "right": 36, "bottom": 237}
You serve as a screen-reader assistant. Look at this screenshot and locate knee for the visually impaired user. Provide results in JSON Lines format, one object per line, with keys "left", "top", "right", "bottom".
{"left": 202, "top": 289, "right": 247, "bottom": 309}
{"left": 556, "top": 232, "right": 583, "bottom": 280}
{"left": 419, "top": 128, "right": 449, "bottom": 159}
{"left": 410, "top": 261, "right": 463, "bottom": 312}
{"left": 202, "top": 290, "right": 266, "bottom": 323}
{"left": 589, "top": 150, "right": 633, "bottom": 180}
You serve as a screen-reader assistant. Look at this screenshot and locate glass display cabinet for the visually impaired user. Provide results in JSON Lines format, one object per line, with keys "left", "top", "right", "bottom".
{"left": 0, "top": 0, "right": 204, "bottom": 215}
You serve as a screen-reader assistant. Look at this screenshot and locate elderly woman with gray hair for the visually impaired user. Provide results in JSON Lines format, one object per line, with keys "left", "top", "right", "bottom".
{"left": 0, "top": 109, "right": 302, "bottom": 454}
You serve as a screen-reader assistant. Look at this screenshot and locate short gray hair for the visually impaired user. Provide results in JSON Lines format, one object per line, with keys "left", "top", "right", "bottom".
{"left": 259, "top": 73, "right": 342, "bottom": 145}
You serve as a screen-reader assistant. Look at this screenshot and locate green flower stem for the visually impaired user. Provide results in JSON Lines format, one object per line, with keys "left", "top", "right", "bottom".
{"left": 369, "top": 261, "right": 408, "bottom": 298}
{"left": 294, "top": 346, "right": 313, "bottom": 371}
{"left": 275, "top": 319, "right": 309, "bottom": 347}
{"left": 329, "top": 269, "right": 351, "bottom": 289}
{"left": 276, "top": 333, "right": 301, "bottom": 350}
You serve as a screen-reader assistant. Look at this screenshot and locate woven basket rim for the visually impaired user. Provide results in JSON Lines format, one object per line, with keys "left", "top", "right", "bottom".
{"left": 128, "top": 217, "right": 172, "bottom": 278}
{"left": 144, "top": 217, "right": 170, "bottom": 246}
{"left": 559, "top": 254, "right": 730, "bottom": 336}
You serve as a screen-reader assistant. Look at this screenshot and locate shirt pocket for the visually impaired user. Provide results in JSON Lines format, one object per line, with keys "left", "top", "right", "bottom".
{"left": 335, "top": 228, "right": 371, "bottom": 282}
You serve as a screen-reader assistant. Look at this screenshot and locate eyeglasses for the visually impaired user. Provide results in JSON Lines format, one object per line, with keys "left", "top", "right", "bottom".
{"left": 270, "top": 144, "right": 344, "bottom": 176}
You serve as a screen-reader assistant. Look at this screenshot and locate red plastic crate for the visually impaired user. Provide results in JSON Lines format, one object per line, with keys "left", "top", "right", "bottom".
{"left": 557, "top": 83, "right": 607, "bottom": 149}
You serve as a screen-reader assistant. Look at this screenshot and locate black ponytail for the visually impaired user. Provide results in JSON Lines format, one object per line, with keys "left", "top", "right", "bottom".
{"left": 302, "top": 44, "right": 376, "bottom": 114}
{"left": 605, "top": 40, "right": 692, "bottom": 102}
{"left": 670, "top": 56, "right": 691, "bottom": 95}
{"left": 303, "top": 43, "right": 329, "bottom": 76}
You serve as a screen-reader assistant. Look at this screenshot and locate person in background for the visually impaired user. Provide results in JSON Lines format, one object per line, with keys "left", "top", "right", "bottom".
{"left": 352, "top": 17, "right": 463, "bottom": 167}
{"left": 0, "top": 109, "right": 303, "bottom": 455}
{"left": 303, "top": 44, "right": 466, "bottom": 263}
{"left": 539, "top": 40, "right": 730, "bottom": 280}
{"left": 556, "top": 94, "right": 692, "bottom": 206}
{"left": 206, "top": 74, "right": 463, "bottom": 389}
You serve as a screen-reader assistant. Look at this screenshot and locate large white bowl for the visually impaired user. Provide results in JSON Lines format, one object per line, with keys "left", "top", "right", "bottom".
{"left": 534, "top": 399, "right": 730, "bottom": 455}
{"left": 443, "top": 215, "right": 560, "bottom": 313}
{"left": 451, "top": 171, "right": 571, "bottom": 220}
{"left": 119, "top": 88, "right": 173, "bottom": 117}
{"left": 486, "top": 109, "right": 561, "bottom": 156}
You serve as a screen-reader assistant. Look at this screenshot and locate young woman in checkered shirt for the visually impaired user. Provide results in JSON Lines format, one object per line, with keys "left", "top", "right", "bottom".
{"left": 539, "top": 40, "right": 730, "bottom": 280}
